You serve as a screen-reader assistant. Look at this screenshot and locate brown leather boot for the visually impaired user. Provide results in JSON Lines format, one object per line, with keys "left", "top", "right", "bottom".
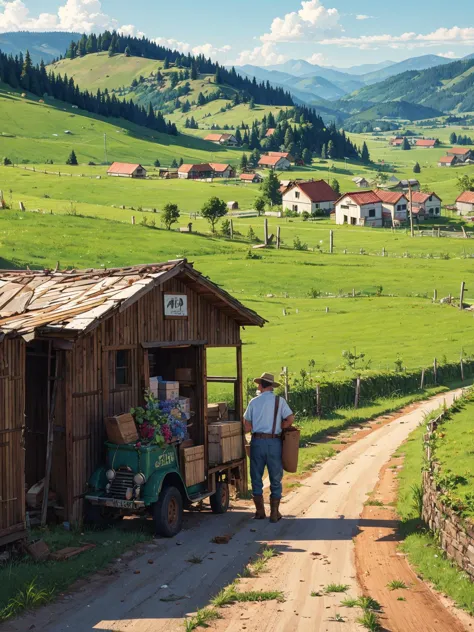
{"left": 270, "top": 497, "right": 282, "bottom": 523}
{"left": 253, "top": 495, "right": 266, "bottom": 519}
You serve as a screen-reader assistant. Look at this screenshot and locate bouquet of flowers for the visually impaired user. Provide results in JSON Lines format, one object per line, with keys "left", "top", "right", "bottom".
{"left": 131, "top": 391, "right": 188, "bottom": 448}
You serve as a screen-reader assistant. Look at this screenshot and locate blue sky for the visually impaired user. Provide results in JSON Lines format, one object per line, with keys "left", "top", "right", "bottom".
{"left": 1, "top": 0, "right": 474, "bottom": 67}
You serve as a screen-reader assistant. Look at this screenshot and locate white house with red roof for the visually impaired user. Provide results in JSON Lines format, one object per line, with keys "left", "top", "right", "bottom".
{"left": 258, "top": 155, "right": 291, "bottom": 170}
{"left": 204, "top": 133, "right": 238, "bottom": 146}
{"left": 410, "top": 191, "right": 442, "bottom": 220}
{"left": 240, "top": 172, "right": 263, "bottom": 184}
{"left": 438, "top": 155, "right": 458, "bottom": 167}
{"left": 178, "top": 163, "right": 213, "bottom": 179}
{"left": 107, "top": 162, "right": 147, "bottom": 178}
{"left": 335, "top": 191, "right": 383, "bottom": 227}
{"left": 456, "top": 191, "right": 474, "bottom": 215}
{"left": 210, "top": 163, "right": 235, "bottom": 178}
{"left": 415, "top": 139, "right": 438, "bottom": 148}
{"left": 282, "top": 180, "right": 338, "bottom": 215}
{"left": 374, "top": 189, "right": 408, "bottom": 224}
{"left": 446, "top": 147, "right": 473, "bottom": 163}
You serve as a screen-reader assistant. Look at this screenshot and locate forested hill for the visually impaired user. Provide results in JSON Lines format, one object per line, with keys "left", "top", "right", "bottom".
{"left": 341, "top": 58, "right": 474, "bottom": 113}
{"left": 63, "top": 31, "right": 293, "bottom": 107}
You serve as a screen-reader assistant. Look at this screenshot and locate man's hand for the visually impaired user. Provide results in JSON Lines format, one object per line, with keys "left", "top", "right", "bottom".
{"left": 243, "top": 419, "right": 252, "bottom": 434}
{"left": 281, "top": 415, "right": 295, "bottom": 430}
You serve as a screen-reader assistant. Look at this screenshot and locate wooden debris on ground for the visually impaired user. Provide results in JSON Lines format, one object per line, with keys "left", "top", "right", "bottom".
{"left": 49, "top": 543, "right": 96, "bottom": 561}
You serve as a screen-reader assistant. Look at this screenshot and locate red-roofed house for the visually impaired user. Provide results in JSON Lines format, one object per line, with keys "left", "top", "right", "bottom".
{"left": 258, "top": 155, "right": 291, "bottom": 170}
{"left": 375, "top": 189, "right": 408, "bottom": 224}
{"left": 390, "top": 138, "right": 405, "bottom": 147}
{"left": 210, "top": 163, "right": 236, "bottom": 178}
{"left": 456, "top": 191, "right": 474, "bottom": 215}
{"left": 446, "top": 147, "right": 473, "bottom": 162}
{"left": 265, "top": 128, "right": 276, "bottom": 137}
{"left": 438, "top": 155, "right": 458, "bottom": 167}
{"left": 267, "top": 151, "right": 294, "bottom": 162}
{"left": 415, "top": 139, "right": 438, "bottom": 148}
{"left": 335, "top": 191, "right": 383, "bottom": 227}
{"left": 282, "top": 180, "right": 338, "bottom": 215}
{"left": 410, "top": 191, "right": 442, "bottom": 220}
{"left": 204, "top": 133, "right": 238, "bottom": 146}
{"left": 178, "top": 163, "right": 213, "bottom": 179}
{"left": 240, "top": 172, "right": 263, "bottom": 184}
{"left": 107, "top": 162, "right": 147, "bottom": 178}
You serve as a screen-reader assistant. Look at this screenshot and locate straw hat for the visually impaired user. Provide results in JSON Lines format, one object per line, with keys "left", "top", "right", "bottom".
{"left": 254, "top": 372, "right": 280, "bottom": 388}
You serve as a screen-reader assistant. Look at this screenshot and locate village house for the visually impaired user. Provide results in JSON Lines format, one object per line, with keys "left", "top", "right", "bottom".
{"left": 390, "top": 137, "right": 404, "bottom": 147}
{"left": 0, "top": 260, "right": 265, "bottom": 545}
{"left": 415, "top": 139, "right": 438, "bottom": 148}
{"left": 265, "top": 128, "right": 276, "bottom": 137}
{"left": 456, "top": 191, "right": 474, "bottom": 215}
{"left": 267, "top": 151, "right": 294, "bottom": 163}
{"left": 204, "top": 133, "right": 238, "bottom": 147}
{"left": 239, "top": 173, "right": 263, "bottom": 184}
{"left": 282, "top": 180, "right": 339, "bottom": 216}
{"left": 209, "top": 163, "right": 236, "bottom": 179}
{"left": 352, "top": 176, "right": 369, "bottom": 188}
{"left": 107, "top": 162, "right": 147, "bottom": 178}
{"left": 446, "top": 147, "right": 473, "bottom": 163}
{"left": 438, "top": 155, "right": 458, "bottom": 168}
{"left": 374, "top": 189, "right": 408, "bottom": 226}
{"left": 258, "top": 155, "right": 291, "bottom": 171}
{"left": 335, "top": 191, "right": 383, "bottom": 228}
{"left": 178, "top": 163, "right": 213, "bottom": 179}
{"left": 391, "top": 179, "right": 420, "bottom": 192}
{"left": 410, "top": 191, "right": 442, "bottom": 221}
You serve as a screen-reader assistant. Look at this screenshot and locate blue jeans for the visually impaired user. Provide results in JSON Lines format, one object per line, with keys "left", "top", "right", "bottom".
{"left": 250, "top": 438, "right": 283, "bottom": 499}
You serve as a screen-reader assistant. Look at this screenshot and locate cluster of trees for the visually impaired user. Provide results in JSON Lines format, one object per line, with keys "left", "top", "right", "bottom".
{"left": 184, "top": 116, "right": 199, "bottom": 129}
{"left": 457, "top": 174, "right": 474, "bottom": 192}
{"left": 450, "top": 132, "right": 473, "bottom": 145}
{"left": 63, "top": 31, "right": 293, "bottom": 106}
{"left": 0, "top": 49, "right": 178, "bottom": 135}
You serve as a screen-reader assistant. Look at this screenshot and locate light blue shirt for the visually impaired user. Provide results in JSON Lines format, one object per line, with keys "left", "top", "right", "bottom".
{"left": 244, "top": 391, "right": 293, "bottom": 434}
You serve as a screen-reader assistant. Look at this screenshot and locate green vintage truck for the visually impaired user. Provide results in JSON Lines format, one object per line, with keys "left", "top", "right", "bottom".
{"left": 85, "top": 440, "right": 239, "bottom": 537}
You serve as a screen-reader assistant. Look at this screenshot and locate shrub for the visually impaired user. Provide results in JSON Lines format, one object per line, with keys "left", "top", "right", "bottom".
{"left": 301, "top": 211, "right": 310, "bottom": 221}
{"left": 293, "top": 236, "right": 308, "bottom": 251}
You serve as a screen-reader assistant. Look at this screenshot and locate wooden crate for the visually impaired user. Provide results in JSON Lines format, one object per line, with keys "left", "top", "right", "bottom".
{"left": 105, "top": 413, "right": 138, "bottom": 445}
{"left": 183, "top": 445, "right": 205, "bottom": 486}
{"left": 208, "top": 422, "right": 243, "bottom": 465}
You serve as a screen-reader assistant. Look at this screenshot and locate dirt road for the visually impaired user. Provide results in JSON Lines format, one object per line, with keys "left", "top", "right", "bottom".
{"left": 3, "top": 389, "right": 466, "bottom": 632}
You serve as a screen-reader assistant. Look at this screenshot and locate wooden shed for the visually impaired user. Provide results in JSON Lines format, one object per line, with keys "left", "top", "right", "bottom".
{"left": 0, "top": 260, "right": 265, "bottom": 546}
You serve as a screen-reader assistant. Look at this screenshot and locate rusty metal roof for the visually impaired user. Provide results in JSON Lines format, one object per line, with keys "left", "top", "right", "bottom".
{"left": 0, "top": 260, "right": 265, "bottom": 340}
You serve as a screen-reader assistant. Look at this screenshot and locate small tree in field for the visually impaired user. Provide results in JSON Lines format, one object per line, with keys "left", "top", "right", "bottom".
{"left": 2, "top": 157, "right": 12, "bottom": 166}
{"left": 201, "top": 197, "right": 227, "bottom": 232}
{"left": 161, "top": 203, "right": 180, "bottom": 230}
{"left": 66, "top": 150, "right": 78, "bottom": 165}
{"left": 260, "top": 170, "right": 281, "bottom": 206}
{"left": 331, "top": 178, "right": 340, "bottom": 195}
{"left": 254, "top": 197, "right": 266, "bottom": 215}
{"left": 401, "top": 137, "right": 411, "bottom": 151}
{"left": 154, "top": 159, "right": 161, "bottom": 167}
{"left": 413, "top": 162, "right": 421, "bottom": 174}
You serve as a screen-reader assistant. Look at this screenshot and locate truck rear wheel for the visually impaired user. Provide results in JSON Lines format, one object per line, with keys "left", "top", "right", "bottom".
{"left": 210, "top": 481, "right": 230, "bottom": 514}
{"left": 153, "top": 485, "right": 183, "bottom": 537}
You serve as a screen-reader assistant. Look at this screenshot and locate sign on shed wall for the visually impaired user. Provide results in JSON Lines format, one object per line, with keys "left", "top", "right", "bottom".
{"left": 164, "top": 293, "right": 188, "bottom": 317}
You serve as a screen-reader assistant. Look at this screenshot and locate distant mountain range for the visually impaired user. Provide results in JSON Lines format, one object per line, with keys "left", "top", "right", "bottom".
{"left": 0, "top": 31, "right": 80, "bottom": 64}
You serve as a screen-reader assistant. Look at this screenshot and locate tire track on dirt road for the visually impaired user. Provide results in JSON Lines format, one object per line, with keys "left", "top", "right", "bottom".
{"left": 2, "top": 389, "right": 465, "bottom": 632}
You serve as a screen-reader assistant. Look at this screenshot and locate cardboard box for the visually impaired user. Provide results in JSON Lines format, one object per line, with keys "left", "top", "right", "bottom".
{"left": 149, "top": 378, "right": 180, "bottom": 400}
{"left": 105, "top": 413, "right": 138, "bottom": 445}
{"left": 208, "top": 421, "right": 243, "bottom": 465}
{"left": 183, "top": 445, "right": 205, "bottom": 486}
{"left": 175, "top": 368, "right": 195, "bottom": 382}
{"left": 207, "top": 402, "right": 229, "bottom": 422}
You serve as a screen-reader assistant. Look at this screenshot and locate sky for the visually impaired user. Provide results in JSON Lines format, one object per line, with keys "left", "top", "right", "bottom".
{"left": 1, "top": 0, "right": 474, "bottom": 68}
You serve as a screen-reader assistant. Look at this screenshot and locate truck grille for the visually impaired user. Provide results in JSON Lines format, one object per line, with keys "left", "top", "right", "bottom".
{"left": 109, "top": 470, "right": 134, "bottom": 499}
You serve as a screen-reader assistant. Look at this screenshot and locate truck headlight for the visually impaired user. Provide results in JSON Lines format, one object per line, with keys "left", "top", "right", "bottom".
{"left": 133, "top": 472, "right": 146, "bottom": 486}
{"left": 106, "top": 469, "right": 116, "bottom": 481}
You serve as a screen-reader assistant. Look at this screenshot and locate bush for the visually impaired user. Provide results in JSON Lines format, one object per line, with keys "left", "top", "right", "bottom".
{"left": 2, "top": 156, "right": 12, "bottom": 166}
{"left": 284, "top": 209, "right": 298, "bottom": 218}
{"left": 293, "top": 236, "right": 308, "bottom": 251}
{"left": 247, "top": 226, "right": 260, "bottom": 242}
{"left": 301, "top": 211, "right": 310, "bottom": 221}
{"left": 220, "top": 218, "right": 232, "bottom": 237}
{"left": 246, "top": 249, "right": 261, "bottom": 260}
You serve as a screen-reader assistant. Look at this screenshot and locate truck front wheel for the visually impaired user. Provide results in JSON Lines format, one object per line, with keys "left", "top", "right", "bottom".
{"left": 153, "top": 485, "right": 183, "bottom": 537}
{"left": 210, "top": 481, "right": 230, "bottom": 514}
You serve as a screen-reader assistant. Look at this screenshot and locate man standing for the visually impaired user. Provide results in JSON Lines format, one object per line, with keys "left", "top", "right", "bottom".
{"left": 243, "top": 372, "right": 294, "bottom": 523}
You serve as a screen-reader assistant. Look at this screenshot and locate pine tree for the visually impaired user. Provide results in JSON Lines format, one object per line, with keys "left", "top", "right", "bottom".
{"left": 66, "top": 41, "right": 77, "bottom": 59}
{"left": 191, "top": 62, "right": 198, "bottom": 80}
{"left": 108, "top": 34, "right": 118, "bottom": 57}
{"left": 20, "top": 50, "right": 32, "bottom": 91}
{"left": 77, "top": 34, "right": 87, "bottom": 57}
{"left": 163, "top": 57, "right": 169, "bottom": 70}
{"left": 66, "top": 149, "right": 78, "bottom": 166}
{"left": 260, "top": 171, "right": 281, "bottom": 206}
{"left": 327, "top": 140, "right": 335, "bottom": 159}
{"left": 302, "top": 148, "right": 312, "bottom": 165}
{"left": 240, "top": 153, "right": 248, "bottom": 171}
{"left": 331, "top": 179, "right": 340, "bottom": 195}
{"left": 449, "top": 132, "right": 457, "bottom": 144}
{"left": 361, "top": 141, "right": 371, "bottom": 163}
{"left": 214, "top": 66, "right": 222, "bottom": 84}
{"left": 124, "top": 46, "right": 131, "bottom": 57}
{"left": 321, "top": 144, "right": 327, "bottom": 159}
{"left": 413, "top": 162, "right": 421, "bottom": 174}
{"left": 235, "top": 128, "right": 242, "bottom": 145}
{"left": 401, "top": 137, "right": 411, "bottom": 151}
{"left": 197, "top": 92, "right": 206, "bottom": 106}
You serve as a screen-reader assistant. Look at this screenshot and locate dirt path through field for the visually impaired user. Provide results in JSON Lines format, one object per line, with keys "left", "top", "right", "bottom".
{"left": 2, "top": 389, "right": 466, "bottom": 632}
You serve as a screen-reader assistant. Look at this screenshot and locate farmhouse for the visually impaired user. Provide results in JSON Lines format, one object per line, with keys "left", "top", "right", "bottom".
{"left": 0, "top": 260, "right": 265, "bottom": 546}
{"left": 446, "top": 147, "right": 473, "bottom": 163}
{"left": 410, "top": 191, "right": 442, "bottom": 220}
{"left": 456, "top": 191, "right": 474, "bottom": 215}
{"left": 352, "top": 176, "right": 369, "bottom": 188}
{"left": 265, "top": 128, "right": 276, "bottom": 137}
{"left": 267, "top": 151, "right": 294, "bottom": 163}
{"left": 240, "top": 173, "right": 263, "bottom": 184}
{"left": 390, "top": 137, "right": 404, "bottom": 147}
{"left": 438, "top": 156, "right": 458, "bottom": 167}
{"left": 374, "top": 189, "right": 408, "bottom": 225}
{"left": 107, "top": 162, "right": 147, "bottom": 178}
{"left": 178, "top": 163, "right": 213, "bottom": 179}
{"left": 391, "top": 179, "right": 420, "bottom": 192}
{"left": 282, "top": 180, "right": 338, "bottom": 216}
{"left": 335, "top": 191, "right": 383, "bottom": 228}
{"left": 209, "top": 163, "right": 236, "bottom": 178}
{"left": 204, "top": 133, "right": 238, "bottom": 146}
{"left": 258, "top": 155, "right": 291, "bottom": 170}
{"left": 415, "top": 139, "right": 438, "bottom": 148}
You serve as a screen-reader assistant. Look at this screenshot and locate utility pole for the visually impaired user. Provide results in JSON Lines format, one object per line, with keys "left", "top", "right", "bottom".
{"left": 104, "top": 133, "right": 108, "bottom": 164}
{"left": 408, "top": 184, "right": 414, "bottom": 237}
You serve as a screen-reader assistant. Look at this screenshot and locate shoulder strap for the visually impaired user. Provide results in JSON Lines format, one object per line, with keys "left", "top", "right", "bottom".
{"left": 272, "top": 396, "right": 280, "bottom": 435}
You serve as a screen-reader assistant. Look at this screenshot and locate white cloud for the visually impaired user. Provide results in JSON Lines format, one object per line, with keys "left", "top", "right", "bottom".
{"left": 356, "top": 14, "right": 374, "bottom": 20}
{"left": 306, "top": 52, "right": 326, "bottom": 65}
{"left": 153, "top": 37, "right": 191, "bottom": 54}
{"left": 234, "top": 42, "right": 289, "bottom": 67}
{"left": 320, "top": 26, "right": 474, "bottom": 49}
{"left": 262, "top": 0, "right": 341, "bottom": 43}
{"left": 438, "top": 51, "right": 458, "bottom": 58}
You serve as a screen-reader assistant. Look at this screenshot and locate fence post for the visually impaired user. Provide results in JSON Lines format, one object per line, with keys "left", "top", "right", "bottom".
{"left": 131, "top": 216, "right": 135, "bottom": 225}
{"left": 433, "top": 358, "right": 437, "bottom": 384}
{"left": 382, "top": 247, "right": 386, "bottom": 257}
{"left": 316, "top": 384, "right": 321, "bottom": 418}
{"left": 352, "top": 288, "right": 355, "bottom": 298}
{"left": 354, "top": 376, "right": 361, "bottom": 409}
{"left": 264, "top": 218, "right": 268, "bottom": 246}
{"left": 437, "top": 227, "right": 441, "bottom": 238}
{"left": 461, "top": 357, "right": 465, "bottom": 382}
{"left": 283, "top": 366, "right": 289, "bottom": 401}
{"left": 420, "top": 368, "right": 425, "bottom": 390}
{"left": 433, "top": 289, "right": 437, "bottom": 303}
{"left": 276, "top": 226, "right": 281, "bottom": 249}
{"left": 230, "top": 219, "right": 234, "bottom": 240}
{"left": 460, "top": 281, "right": 465, "bottom": 310}
{"left": 329, "top": 230, "right": 334, "bottom": 254}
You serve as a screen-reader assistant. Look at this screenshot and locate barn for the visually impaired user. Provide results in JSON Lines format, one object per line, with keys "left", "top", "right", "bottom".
{"left": 0, "top": 260, "right": 265, "bottom": 546}
{"left": 107, "top": 162, "right": 147, "bottom": 178}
